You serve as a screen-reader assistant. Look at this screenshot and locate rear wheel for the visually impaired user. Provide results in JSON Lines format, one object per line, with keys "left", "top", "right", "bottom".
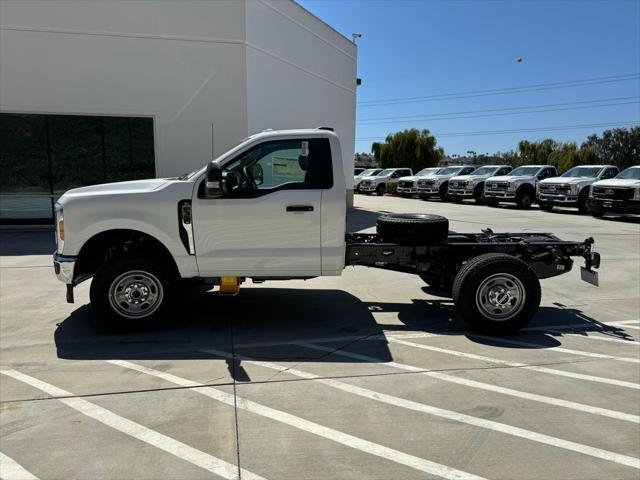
{"left": 377, "top": 213, "right": 449, "bottom": 245}
{"left": 90, "top": 257, "right": 174, "bottom": 331}
{"left": 452, "top": 253, "right": 541, "bottom": 334}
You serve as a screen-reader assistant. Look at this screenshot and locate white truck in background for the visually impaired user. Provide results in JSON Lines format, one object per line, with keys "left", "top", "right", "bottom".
{"left": 537, "top": 165, "right": 619, "bottom": 213}
{"left": 354, "top": 168, "right": 382, "bottom": 192}
{"left": 417, "top": 165, "right": 477, "bottom": 200}
{"left": 396, "top": 168, "right": 441, "bottom": 197}
{"left": 483, "top": 165, "right": 558, "bottom": 208}
{"left": 588, "top": 165, "right": 640, "bottom": 217}
{"left": 358, "top": 168, "right": 413, "bottom": 196}
{"left": 53, "top": 128, "right": 600, "bottom": 334}
{"left": 447, "top": 165, "right": 513, "bottom": 204}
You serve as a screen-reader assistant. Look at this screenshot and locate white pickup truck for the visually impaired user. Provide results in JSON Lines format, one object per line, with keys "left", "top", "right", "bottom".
{"left": 447, "top": 165, "right": 513, "bottom": 203}
{"left": 417, "top": 165, "right": 477, "bottom": 200}
{"left": 588, "top": 165, "right": 640, "bottom": 217}
{"left": 357, "top": 167, "right": 413, "bottom": 196}
{"left": 53, "top": 128, "right": 600, "bottom": 334}
{"left": 537, "top": 165, "right": 619, "bottom": 213}
{"left": 483, "top": 165, "right": 558, "bottom": 208}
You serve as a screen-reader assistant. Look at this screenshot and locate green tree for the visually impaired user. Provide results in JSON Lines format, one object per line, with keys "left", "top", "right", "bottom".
{"left": 371, "top": 129, "right": 443, "bottom": 171}
{"left": 581, "top": 126, "right": 640, "bottom": 169}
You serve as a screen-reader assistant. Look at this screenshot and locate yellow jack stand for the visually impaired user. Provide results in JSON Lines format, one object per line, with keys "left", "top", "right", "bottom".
{"left": 219, "top": 276, "right": 240, "bottom": 296}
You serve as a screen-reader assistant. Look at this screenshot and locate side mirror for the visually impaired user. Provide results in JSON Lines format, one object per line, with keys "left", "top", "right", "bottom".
{"left": 205, "top": 162, "right": 223, "bottom": 198}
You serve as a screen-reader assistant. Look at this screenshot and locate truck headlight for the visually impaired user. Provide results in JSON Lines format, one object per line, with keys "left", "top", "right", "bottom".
{"left": 55, "top": 205, "right": 64, "bottom": 252}
{"left": 570, "top": 184, "right": 579, "bottom": 195}
{"left": 589, "top": 185, "right": 594, "bottom": 198}
{"left": 432, "top": 180, "right": 441, "bottom": 187}
{"left": 634, "top": 188, "right": 640, "bottom": 201}
{"left": 508, "top": 183, "right": 517, "bottom": 191}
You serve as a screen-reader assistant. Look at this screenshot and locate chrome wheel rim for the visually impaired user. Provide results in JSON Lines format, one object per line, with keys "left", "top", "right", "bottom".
{"left": 475, "top": 273, "right": 526, "bottom": 321}
{"left": 108, "top": 270, "right": 163, "bottom": 319}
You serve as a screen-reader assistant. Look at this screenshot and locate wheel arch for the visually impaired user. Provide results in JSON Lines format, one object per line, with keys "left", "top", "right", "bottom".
{"left": 74, "top": 229, "right": 180, "bottom": 283}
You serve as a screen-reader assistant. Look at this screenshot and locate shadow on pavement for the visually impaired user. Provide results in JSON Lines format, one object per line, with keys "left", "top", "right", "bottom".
{"left": 54, "top": 283, "right": 636, "bottom": 382}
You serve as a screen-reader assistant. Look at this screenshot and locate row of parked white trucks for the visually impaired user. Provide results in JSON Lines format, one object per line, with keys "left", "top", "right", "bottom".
{"left": 354, "top": 164, "right": 640, "bottom": 215}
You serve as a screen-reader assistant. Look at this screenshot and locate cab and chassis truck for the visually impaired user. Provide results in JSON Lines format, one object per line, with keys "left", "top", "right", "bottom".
{"left": 53, "top": 128, "right": 600, "bottom": 334}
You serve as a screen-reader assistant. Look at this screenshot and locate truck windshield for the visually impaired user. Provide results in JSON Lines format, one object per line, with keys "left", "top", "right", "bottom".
{"left": 377, "top": 169, "right": 395, "bottom": 176}
{"left": 437, "top": 167, "right": 462, "bottom": 176}
{"left": 470, "top": 166, "right": 499, "bottom": 176}
{"left": 417, "top": 168, "right": 439, "bottom": 176}
{"left": 561, "top": 167, "right": 602, "bottom": 177}
{"left": 615, "top": 167, "right": 640, "bottom": 179}
{"left": 361, "top": 169, "right": 381, "bottom": 177}
{"left": 510, "top": 166, "right": 542, "bottom": 176}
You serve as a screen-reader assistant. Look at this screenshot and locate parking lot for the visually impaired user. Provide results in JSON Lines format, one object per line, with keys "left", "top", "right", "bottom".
{"left": 1, "top": 195, "right": 639, "bottom": 480}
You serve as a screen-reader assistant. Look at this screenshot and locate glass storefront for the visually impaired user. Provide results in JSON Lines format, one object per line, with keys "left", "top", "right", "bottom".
{"left": 0, "top": 113, "right": 155, "bottom": 223}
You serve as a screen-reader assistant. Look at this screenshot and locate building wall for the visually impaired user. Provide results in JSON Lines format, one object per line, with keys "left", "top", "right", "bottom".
{"left": 245, "top": 1, "right": 357, "bottom": 189}
{"left": 0, "top": 0, "right": 356, "bottom": 184}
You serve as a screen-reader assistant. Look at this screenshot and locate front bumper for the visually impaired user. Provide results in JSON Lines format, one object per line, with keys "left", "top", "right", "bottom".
{"left": 53, "top": 253, "right": 76, "bottom": 284}
{"left": 397, "top": 187, "right": 418, "bottom": 194}
{"left": 538, "top": 193, "right": 580, "bottom": 206}
{"left": 589, "top": 198, "right": 640, "bottom": 214}
{"left": 447, "top": 188, "right": 474, "bottom": 198}
{"left": 483, "top": 190, "right": 516, "bottom": 200}
{"left": 359, "top": 184, "right": 377, "bottom": 192}
{"left": 418, "top": 187, "right": 440, "bottom": 195}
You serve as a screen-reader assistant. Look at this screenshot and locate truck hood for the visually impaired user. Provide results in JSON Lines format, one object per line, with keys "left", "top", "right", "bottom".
{"left": 592, "top": 178, "right": 640, "bottom": 188}
{"left": 541, "top": 176, "right": 595, "bottom": 185}
{"left": 486, "top": 175, "right": 534, "bottom": 183}
{"left": 450, "top": 174, "right": 491, "bottom": 182}
{"left": 360, "top": 175, "right": 389, "bottom": 181}
{"left": 58, "top": 178, "right": 172, "bottom": 203}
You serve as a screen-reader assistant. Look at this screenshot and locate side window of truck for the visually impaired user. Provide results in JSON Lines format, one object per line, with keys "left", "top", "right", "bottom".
{"left": 222, "top": 138, "right": 333, "bottom": 196}
{"left": 497, "top": 168, "right": 511, "bottom": 175}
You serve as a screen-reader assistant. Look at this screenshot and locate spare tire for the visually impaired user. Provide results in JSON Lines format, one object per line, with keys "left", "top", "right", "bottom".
{"left": 376, "top": 213, "right": 448, "bottom": 245}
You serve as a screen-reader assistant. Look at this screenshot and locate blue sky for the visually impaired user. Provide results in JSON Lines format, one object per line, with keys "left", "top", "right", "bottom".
{"left": 298, "top": 0, "right": 640, "bottom": 156}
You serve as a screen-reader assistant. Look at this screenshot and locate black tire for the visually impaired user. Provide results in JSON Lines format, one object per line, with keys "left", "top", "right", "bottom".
{"left": 438, "top": 183, "right": 448, "bottom": 200}
{"left": 577, "top": 190, "right": 590, "bottom": 214}
{"left": 90, "top": 256, "right": 174, "bottom": 331}
{"left": 473, "top": 184, "right": 485, "bottom": 204}
{"left": 452, "top": 253, "right": 541, "bottom": 334}
{"left": 591, "top": 210, "right": 605, "bottom": 218}
{"left": 376, "top": 184, "right": 385, "bottom": 196}
{"left": 376, "top": 213, "right": 449, "bottom": 245}
{"left": 516, "top": 188, "right": 534, "bottom": 209}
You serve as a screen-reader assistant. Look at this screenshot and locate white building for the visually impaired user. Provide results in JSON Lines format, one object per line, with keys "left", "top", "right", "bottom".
{"left": 0, "top": 0, "right": 357, "bottom": 222}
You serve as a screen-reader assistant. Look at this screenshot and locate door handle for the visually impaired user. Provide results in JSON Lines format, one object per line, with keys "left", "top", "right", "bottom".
{"left": 286, "top": 205, "right": 314, "bottom": 212}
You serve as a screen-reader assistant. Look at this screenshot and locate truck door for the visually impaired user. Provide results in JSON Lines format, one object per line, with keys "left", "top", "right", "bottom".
{"left": 192, "top": 137, "right": 332, "bottom": 277}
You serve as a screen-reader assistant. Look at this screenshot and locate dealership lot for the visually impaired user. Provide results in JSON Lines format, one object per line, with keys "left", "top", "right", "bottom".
{"left": 1, "top": 196, "right": 639, "bottom": 480}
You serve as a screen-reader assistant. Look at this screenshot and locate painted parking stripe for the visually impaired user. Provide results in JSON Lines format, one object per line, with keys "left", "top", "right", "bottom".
{"left": 107, "top": 360, "right": 486, "bottom": 480}
{"left": 387, "top": 337, "right": 640, "bottom": 390}
{"left": 203, "top": 348, "right": 640, "bottom": 470}
{"left": 0, "top": 369, "right": 265, "bottom": 480}
{"left": 291, "top": 343, "right": 639, "bottom": 424}
{"left": 0, "top": 452, "right": 38, "bottom": 480}
{"left": 466, "top": 335, "right": 640, "bottom": 364}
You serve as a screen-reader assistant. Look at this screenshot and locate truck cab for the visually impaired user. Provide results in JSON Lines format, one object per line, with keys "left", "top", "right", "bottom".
{"left": 484, "top": 165, "right": 557, "bottom": 209}
{"left": 537, "top": 165, "right": 619, "bottom": 213}
{"left": 358, "top": 168, "right": 413, "bottom": 196}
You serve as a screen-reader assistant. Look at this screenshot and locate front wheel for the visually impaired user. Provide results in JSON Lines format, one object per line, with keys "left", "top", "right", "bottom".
{"left": 90, "top": 257, "right": 174, "bottom": 331}
{"left": 516, "top": 189, "right": 534, "bottom": 209}
{"left": 376, "top": 184, "right": 385, "bottom": 196}
{"left": 453, "top": 253, "right": 541, "bottom": 334}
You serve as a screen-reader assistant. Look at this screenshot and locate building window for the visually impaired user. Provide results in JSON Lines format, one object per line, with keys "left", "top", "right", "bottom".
{"left": 0, "top": 113, "right": 155, "bottom": 223}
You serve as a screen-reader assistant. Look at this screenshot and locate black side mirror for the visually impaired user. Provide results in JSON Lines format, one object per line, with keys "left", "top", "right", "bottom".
{"left": 205, "top": 162, "right": 223, "bottom": 198}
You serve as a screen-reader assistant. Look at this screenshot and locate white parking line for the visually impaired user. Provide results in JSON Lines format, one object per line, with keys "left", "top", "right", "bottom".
{"left": 0, "top": 369, "right": 265, "bottom": 480}
{"left": 0, "top": 452, "right": 38, "bottom": 480}
{"left": 467, "top": 335, "right": 640, "bottom": 364}
{"left": 107, "top": 360, "right": 486, "bottom": 480}
{"left": 290, "top": 343, "right": 640, "bottom": 424}
{"left": 387, "top": 337, "right": 640, "bottom": 390}
{"left": 202, "top": 348, "right": 640, "bottom": 470}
